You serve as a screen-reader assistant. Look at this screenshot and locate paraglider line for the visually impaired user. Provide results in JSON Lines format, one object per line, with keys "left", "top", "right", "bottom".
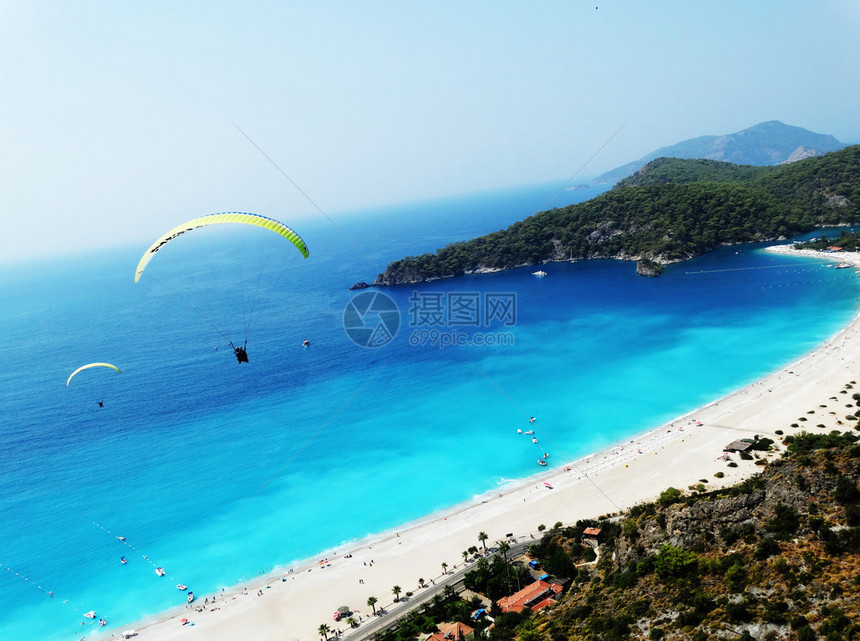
{"left": 472, "top": 364, "right": 621, "bottom": 512}
{"left": 231, "top": 121, "right": 382, "bottom": 272}
{"left": 233, "top": 364, "right": 388, "bottom": 517}
{"left": 538, "top": 120, "right": 627, "bottom": 212}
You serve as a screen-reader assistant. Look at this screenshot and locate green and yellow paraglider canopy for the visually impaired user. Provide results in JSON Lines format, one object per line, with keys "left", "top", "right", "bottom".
{"left": 134, "top": 212, "right": 309, "bottom": 283}
{"left": 66, "top": 363, "right": 121, "bottom": 386}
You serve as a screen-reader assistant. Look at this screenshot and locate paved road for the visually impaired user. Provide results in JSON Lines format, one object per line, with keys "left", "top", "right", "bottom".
{"left": 345, "top": 540, "right": 533, "bottom": 641}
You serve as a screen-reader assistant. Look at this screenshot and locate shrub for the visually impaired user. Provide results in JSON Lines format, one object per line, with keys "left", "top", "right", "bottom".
{"left": 724, "top": 600, "right": 751, "bottom": 622}
{"left": 725, "top": 562, "right": 747, "bottom": 592}
{"left": 658, "top": 487, "right": 682, "bottom": 504}
{"left": 714, "top": 471, "right": 725, "bottom": 478}
{"left": 755, "top": 535, "right": 780, "bottom": 559}
{"left": 766, "top": 503, "right": 800, "bottom": 540}
{"left": 653, "top": 544, "right": 697, "bottom": 580}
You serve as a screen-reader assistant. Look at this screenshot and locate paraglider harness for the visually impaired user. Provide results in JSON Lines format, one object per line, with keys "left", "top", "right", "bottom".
{"left": 230, "top": 341, "right": 249, "bottom": 364}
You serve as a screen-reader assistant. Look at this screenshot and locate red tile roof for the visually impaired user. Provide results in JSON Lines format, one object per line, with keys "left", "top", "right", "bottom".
{"left": 437, "top": 621, "right": 474, "bottom": 639}
{"left": 496, "top": 580, "right": 562, "bottom": 614}
{"left": 583, "top": 527, "right": 602, "bottom": 536}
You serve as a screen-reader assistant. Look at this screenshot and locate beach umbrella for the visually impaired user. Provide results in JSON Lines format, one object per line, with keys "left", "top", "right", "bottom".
{"left": 337, "top": 606, "right": 350, "bottom": 614}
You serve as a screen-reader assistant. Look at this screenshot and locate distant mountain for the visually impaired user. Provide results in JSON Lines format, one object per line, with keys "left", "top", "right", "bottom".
{"left": 594, "top": 120, "right": 846, "bottom": 185}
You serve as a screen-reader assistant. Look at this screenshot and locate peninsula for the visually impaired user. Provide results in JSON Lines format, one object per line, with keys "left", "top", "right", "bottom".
{"left": 370, "top": 146, "right": 860, "bottom": 286}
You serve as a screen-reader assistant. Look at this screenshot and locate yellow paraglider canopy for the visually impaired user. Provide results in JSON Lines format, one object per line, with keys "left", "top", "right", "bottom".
{"left": 134, "top": 212, "right": 309, "bottom": 283}
{"left": 66, "top": 363, "right": 121, "bottom": 386}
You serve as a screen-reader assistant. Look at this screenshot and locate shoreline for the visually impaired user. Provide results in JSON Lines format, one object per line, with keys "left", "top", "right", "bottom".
{"left": 119, "top": 245, "right": 860, "bottom": 641}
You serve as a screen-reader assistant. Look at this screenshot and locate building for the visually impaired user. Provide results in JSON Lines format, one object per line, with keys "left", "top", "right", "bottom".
{"left": 438, "top": 621, "right": 475, "bottom": 640}
{"left": 724, "top": 439, "right": 753, "bottom": 452}
{"left": 582, "top": 527, "right": 603, "bottom": 543}
{"left": 496, "top": 579, "right": 563, "bottom": 614}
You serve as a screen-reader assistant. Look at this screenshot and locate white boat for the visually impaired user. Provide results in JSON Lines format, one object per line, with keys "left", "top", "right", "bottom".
{"left": 176, "top": 584, "right": 187, "bottom": 591}
{"left": 84, "top": 611, "right": 97, "bottom": 619}
{"left": 532, "top": 270, "right": 547, "bottom": 277}
{"left": 155, "top": 567, "right": 166, "bottom": 577}
{"left": 187, "top": 591, "right": 195, "bottom": 603}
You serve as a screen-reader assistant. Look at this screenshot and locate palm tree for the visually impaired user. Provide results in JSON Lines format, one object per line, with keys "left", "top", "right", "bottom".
{"left": 367, "top": 595, "right": 378, "bottom": 615}
{"left": 478, "top": 531, "right": 488, "bottom": 554}
{"left": 418, "top": 578, "right": 426, "bottom": 589}
{"left": 392, "top": 585, "right": 402, "bottom": 602}
{"left": 346, "top": 616, "right": 357, "bottom": 628}
{"left": 462, "top": 550, "right": 469, "bottom": 563}
{"left": 318, "top": 623, "right": 331, "bottom": 641}
{"left": 441, "top": 561, "right": 448, "bottom": 575}
{"left": 497, "top": 540, "right": 512, "bottom": 595}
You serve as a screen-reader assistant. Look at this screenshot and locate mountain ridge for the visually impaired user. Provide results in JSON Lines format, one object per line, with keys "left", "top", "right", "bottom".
{"left": 593, "top": 121, "right": 846, "bottom": 185}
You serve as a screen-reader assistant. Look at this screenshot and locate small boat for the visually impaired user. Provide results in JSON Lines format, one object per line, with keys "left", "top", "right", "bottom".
{"left": 538, "top": 459, "right": 547, "bottom": 466}
{"left": 99, "top": 618, "right": 107, "bottom": 627}
{"left": 120, "top": 556, "right": 127, "bottom": 564}
{"left": 516, "top": 428, "right": 522, "bottom": 434}
{"left": 532, "top": 270, "right": 547, "bottom": 277}
{"left": 176, "top": 584, "right": 187, "bottom": 591}
{"left": 524, "top": 430, "right": 534, "bottom": 435}
{"left": 531, "top": 437, "right": 538, "bottom": 444}
{"left": 84, "top": 611, "right": 97, "bottom": 619}
{"left": 529, "top": 417, "right": 536, "bottom": 423}
{"left": 835, "top": 263, "right": 851, "bottom": 269}
{"left": 187, "top": 592, "right": 194, "bottom": 603}
{"left": 155, "top": 567, "right": 166, "bottom": 577}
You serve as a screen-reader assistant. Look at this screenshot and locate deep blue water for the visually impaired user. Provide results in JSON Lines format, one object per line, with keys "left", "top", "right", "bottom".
{"left": 2, "top": 183, "right": 859, "bottom": 640}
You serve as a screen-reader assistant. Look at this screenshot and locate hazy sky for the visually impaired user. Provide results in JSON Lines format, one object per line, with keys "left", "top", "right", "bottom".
{"left": 2, "top": 1, "right": 859, "bottom": 263}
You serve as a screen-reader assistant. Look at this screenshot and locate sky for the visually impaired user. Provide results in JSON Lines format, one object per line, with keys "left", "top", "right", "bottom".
{"left": 2, "top": 1, "right": 859, "bottom": 264}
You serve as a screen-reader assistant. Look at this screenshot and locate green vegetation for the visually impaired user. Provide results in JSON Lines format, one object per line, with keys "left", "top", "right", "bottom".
{"left": 491, "top": 431, "right": 860, "bottom": 641}
{"left": 373, "top": 146, "right": 860, "bottom": 285}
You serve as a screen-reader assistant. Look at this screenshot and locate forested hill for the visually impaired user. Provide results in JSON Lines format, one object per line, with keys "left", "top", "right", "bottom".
{"left": 371, "top": 145, "right": 860, "bottom": 286}
{"left": 509, "top": 431, "right": 860, "bottom": 641}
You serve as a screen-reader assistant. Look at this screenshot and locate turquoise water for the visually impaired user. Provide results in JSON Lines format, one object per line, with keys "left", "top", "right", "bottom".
{"left": 1, "top": 184, "right": 859, "bottom": 640}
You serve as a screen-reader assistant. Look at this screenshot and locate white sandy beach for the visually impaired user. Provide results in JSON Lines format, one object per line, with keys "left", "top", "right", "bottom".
{"left": 121, "top": 246, "right": 860, "bottom": 641}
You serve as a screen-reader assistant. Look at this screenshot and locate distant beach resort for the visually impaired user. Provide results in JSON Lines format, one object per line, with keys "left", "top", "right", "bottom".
{"left": 3, "top": 161, "right": 860, "bottom": 640}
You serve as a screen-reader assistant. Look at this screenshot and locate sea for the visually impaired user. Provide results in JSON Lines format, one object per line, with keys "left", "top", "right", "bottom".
{"left": 2, "top": 183, "right": 859, "bottom": 640}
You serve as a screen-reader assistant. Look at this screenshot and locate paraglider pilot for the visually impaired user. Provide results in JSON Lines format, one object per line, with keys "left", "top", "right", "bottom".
{"left": 230, "top": 341, "right": 249, "bottom": 364}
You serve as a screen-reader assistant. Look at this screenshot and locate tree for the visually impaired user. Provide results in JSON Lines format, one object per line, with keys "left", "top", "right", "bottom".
{"left": 367, "top": 595, "right": 378, "bottom": 615}
{"left": 478, "top": 531, "right": 489, "bottom": 553}
{"left": 441, "top": 562, "right": 448, "bottom": 575}
{"left": 392, "top": 585, "right": 402, "bottom": 602}
{"left": 418, "top": 578, "right": 425, "bottom": 588}
{"left": 346, "top": 616, "right": 357, "bottom": 628}
{"left": 497, "top": 540, "right": 513, "bottom": 595}
{"left": 462, "top": 550, "right": 469, "bottom": 563}
{"left": 318, "top": 623, "right": 331, "bottom": 641}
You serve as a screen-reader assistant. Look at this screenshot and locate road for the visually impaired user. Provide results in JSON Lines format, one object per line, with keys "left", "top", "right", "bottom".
{"left": 346, "top": 540, "right": 533, "bottom": 641}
